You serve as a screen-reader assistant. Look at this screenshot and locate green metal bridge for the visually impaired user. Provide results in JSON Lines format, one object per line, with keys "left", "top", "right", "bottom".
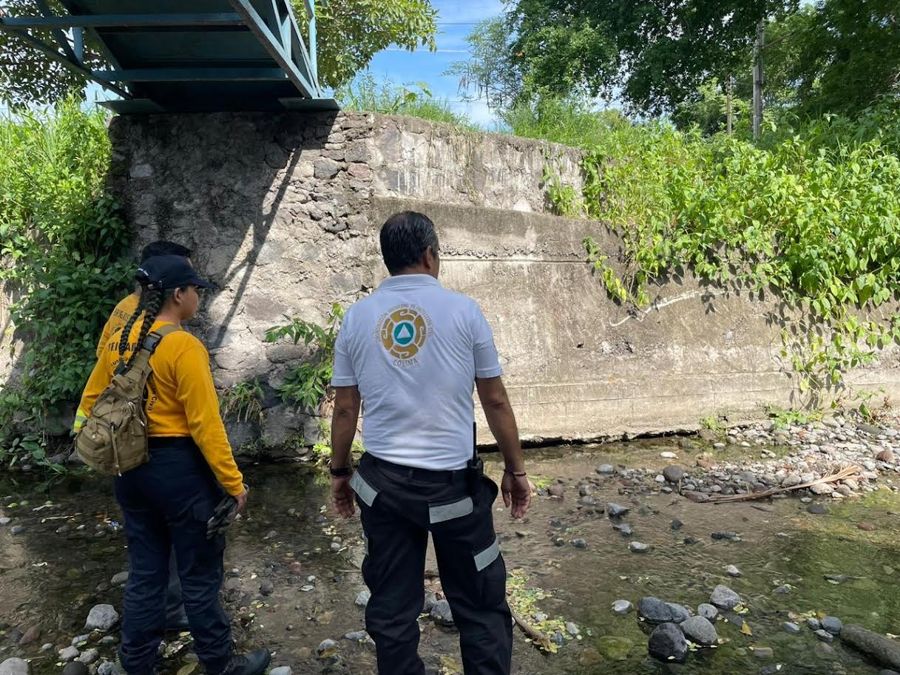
{"left": 0, "top": 0, "right": 337, "bottom": 113}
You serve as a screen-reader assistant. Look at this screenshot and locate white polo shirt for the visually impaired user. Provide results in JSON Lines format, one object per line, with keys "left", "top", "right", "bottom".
{"left": 331, "top": 274, "right": 503, "bottom": 470}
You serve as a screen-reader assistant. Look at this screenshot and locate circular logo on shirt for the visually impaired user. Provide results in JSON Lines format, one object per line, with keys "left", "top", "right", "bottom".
{"left": 380, "top": 306, "right": 429, "bottom": 360}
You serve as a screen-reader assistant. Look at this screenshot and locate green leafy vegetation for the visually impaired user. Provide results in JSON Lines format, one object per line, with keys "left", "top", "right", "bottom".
{"left": 336, "top": 74, "right": 475, "bottom": 128}
{"left": 220, "top": 380, "right": 264, "bottom": 424}
{"left": 265, "top": 303, "right": 344, "bottom": 413}
{"left": 534, "top": 103, "right": 900, "bottom": 405}
{"left": 764, "top": 405, "right": 823, "bottom": 429}
{"left": 0, "top": 98, "right": 133, "bottom": 468}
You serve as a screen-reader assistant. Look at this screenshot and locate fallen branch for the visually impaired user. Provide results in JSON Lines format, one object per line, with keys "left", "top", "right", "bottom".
{"left": 705, "top": 465, "right": 860, "bottom": 503}
{"left": 510, "top": 607, "right": 554, "bottom": 652}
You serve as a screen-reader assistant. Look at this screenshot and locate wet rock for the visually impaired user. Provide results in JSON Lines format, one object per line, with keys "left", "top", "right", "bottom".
{"left": 59, "top": 647, "right": 80, "bottom": 662}
{"left": 822, "top": 616, "right": 843, "bottom": 635}
{"left": 710, "top": 585, "right": 742, "bottom": 610}
{"left": 0, "top": 517, "right": 10, "bottom": 526}
{"left": 269, "top": 667, "right": 293, "bottom": 675}
{"left": 638, "top": 597, "right": 687, "bottom": 624}
{"left": 596, "top": 464, "right": 616, "bottom": 475}
{"left": 259, "top": 580, "right": 274, "bottom": 596}
{"left": 648, "top": 623, "right": 688, "bottom": 664}
{"left": 663, "top": 465, "right": 685, "bottom": 483}
{"left": 316, "top": 639, "right": 339, "bottom": 658}
{"left": 681, "top": 615, "right": 718, "bottom": 646}
{"left": 842, "top": 625, "right": 900, "bottom": 670}
{"left": 10, "top": 525, "right": 25, "bottom": 535}
{"left": 565, "top": 622, "right": 580, "bottom": 636}
{"left": 606, "top": 503, "right": 630, "bottom": 518}
{"left": 110, "top": 571, "right": 128, "bottom": 586}
{"left": 571, "top": 538, "right": 587, "bottom": 549}
{"left": 355, "top": 590, "right": 370, "bottom": 607}
{"left": 670, "top": 519, "right": 683, "bottom": 531}
{"left": 773, "top": 584, "right": 792, "bottom": 595}
{"left": 815, "top": 629, "right": 835, "bottom": 642}
{"left": 85, "top": 604, "right": 119, "bottom": 631}
{"left": 698, "top": 603, "right": 718, "bottom": 621}
{"left": 629, "top": 541, "right": 650, "bottom": 554}
{"left": 876, "top": 449, "right": 895, "bottom": 463}
{"left": 597, "top": 636, "right": 633, "bottom": 661}
{"left": 683, "top": 536, "right": 700, "bottom": 545}
{"left": 759, "top": 666, "right": 784, "bottom": 675}
{"left": 548, "top": 484, "right": 565, "bottom": 498}
{"left": 807, "top": 618, "right": 822, "bottom": 630}
{"left": 17, "top": 625, "right": 40, "bottom": 646}
{"left": 612, "top": 600, "right": 633, "bottom": 615}
{"left": 815, "top": 643, "right": 837, "bottom": 658}
{"left": 612, "top": 523, "right": 633, "bottom": 536}
{"left": 0, "top": 658, "right": 29, "bottom": 675}
{"left": 711, "top": 531, "right": 741, "bottom": 541}
{"left": 343, "top": 631, "right": 368, "bottom": 642}
{"left": 726, "top": 565, "right": 742, "bottom": 577}
{"left": 430, "top": 600, "right": 454, "bottom": 626}
{"left": 807, "top": 503, "right": 829, "bottom": 515}
{"left": 77, "top": 649, "right": 99, "bottom": 665}
{"left": 752, "top": 647, "right": 774, "bottom": 659}
{"left": 422, "top": 590, "right": 438, "bottom": 613}
{"left": 683, "top": 491, "right": 710, "bottom": 503}
{"left": 578, "top": 495, "right": 598, "bottom": 507}
{"left": 858, "top": 522, "right": 877, "bottom": 532}
{"left": 62, "top": 666, "right": 88, "bottom": 675}
{"left": 97, "top": 662, "right": 122, "bottom": 675}
{"left": 783, "top": 622, "right": 801, "bottom": 634}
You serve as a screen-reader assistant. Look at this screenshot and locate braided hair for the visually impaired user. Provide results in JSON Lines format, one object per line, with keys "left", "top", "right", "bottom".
{"left": 116, "top": 282, "right": 165, "bottom": 373}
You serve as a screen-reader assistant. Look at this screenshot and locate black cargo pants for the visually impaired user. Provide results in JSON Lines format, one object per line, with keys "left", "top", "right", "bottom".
{"left": 351, "top": 452, "right": 512, "bottom": 675}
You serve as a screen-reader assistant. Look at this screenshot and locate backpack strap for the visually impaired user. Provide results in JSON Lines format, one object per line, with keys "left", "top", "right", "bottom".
{"left": 141, "top": 323, "right": 180, "bottom": 354}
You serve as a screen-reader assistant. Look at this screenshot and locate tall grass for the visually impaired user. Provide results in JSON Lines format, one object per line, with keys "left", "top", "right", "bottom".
{"left": 335, "top": 74, "right": 475, "bottom": 129}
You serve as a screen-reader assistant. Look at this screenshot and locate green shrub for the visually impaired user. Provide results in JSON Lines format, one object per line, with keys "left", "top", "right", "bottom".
{"left": 265, "top": 303, "right": 344, "bottom": 412}
{"left": 0, "top": 98, "right": 132, "bottom": 468}
{"left": 220, "top": 379, "right": 264, "bottom": 424}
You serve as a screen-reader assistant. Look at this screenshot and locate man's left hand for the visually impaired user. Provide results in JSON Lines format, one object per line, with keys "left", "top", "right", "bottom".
{"left": 331, "top": 475, "right": 356, "bottom": 518}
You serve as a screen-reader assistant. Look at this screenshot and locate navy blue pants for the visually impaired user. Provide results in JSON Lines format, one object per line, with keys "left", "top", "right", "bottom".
{"left": 352, "top": 453, "right": 512, "bottom": 675}
{"left": 114, "top": 438, "right": 232, "bottom": 675}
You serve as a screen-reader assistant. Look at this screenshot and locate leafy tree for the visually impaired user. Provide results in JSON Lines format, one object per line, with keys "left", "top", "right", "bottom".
{"left": 506, "top": 0, "right": 796, "bottom": 114}
{"left": 763, "top": 0, "right": 900, "bottom": 117}
{"left": 292, "top": 0, "right": 437, "bottom": 89}
{"left": 446, "top": 17, "right": 521, "bottom": 109}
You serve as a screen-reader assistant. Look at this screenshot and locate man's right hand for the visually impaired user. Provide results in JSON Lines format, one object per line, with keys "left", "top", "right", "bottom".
{"left": 501, "top": 471, "right": 531, "bottom": 519}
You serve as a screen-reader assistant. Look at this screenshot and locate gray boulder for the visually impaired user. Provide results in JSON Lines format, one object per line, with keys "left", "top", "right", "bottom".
{"left": 648, "top": 623, "right": 688, "bottom": 663}
{"left": 85, "top": 604, "right": 119, "bottom": 631}
{"left": 681, "top": 615, "right": 718, "bottom": 646}
{"left": 842, "top": 624, "right": 900, "bottom": 670}
{"left": 0, "top": 658, "right": 29, "bottom": 675}
{"left": 710, "top": 585, "right": 742, "bottom": 610}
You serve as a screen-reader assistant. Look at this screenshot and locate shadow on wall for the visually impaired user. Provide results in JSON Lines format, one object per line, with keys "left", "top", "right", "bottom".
{"left": 106, "top": 110, "right": 380, "bottom": 454}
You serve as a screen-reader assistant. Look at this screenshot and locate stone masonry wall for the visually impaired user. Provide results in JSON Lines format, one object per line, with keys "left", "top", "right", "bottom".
{"left": 3, "top": 111, "right": 898, "bottom": 452}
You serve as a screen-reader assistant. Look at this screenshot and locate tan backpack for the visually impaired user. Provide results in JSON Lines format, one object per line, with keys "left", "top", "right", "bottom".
{"left": 76, "top": 325, "right": 179, "bottom": 475}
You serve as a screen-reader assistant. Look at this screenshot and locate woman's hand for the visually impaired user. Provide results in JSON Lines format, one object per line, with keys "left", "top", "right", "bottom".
{"left": 234, "top": 486, "right": 249, "bottom": 513}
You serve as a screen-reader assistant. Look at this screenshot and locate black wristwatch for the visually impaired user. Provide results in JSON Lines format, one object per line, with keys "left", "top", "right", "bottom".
{"left": 329, "top": 465, "right": 354, "bottom": 477}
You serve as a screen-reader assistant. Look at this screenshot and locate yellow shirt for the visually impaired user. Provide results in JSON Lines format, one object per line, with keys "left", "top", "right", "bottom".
{"left": 77, "top": 318, "right": 245, "bottom": 496}
{"left": 97, "top": 292, "right": 140, "bottom": 359}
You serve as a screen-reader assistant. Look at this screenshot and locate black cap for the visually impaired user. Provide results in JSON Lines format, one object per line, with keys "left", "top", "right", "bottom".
{"left": 136, "top": 255, "right": 214, "bottom": 291}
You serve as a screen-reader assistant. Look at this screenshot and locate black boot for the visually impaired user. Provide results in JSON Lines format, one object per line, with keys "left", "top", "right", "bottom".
{"left": 218, "top": 649, "right": 271, "bottom": 675}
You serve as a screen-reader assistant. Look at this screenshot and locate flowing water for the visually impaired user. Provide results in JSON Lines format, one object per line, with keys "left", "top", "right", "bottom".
{"left": 1, "top": 440, "right": 898, "bottom": 674}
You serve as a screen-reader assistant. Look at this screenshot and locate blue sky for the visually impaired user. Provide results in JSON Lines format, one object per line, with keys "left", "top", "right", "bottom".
{"left": 361, "top": 0, "right": 506, "bottom": 127}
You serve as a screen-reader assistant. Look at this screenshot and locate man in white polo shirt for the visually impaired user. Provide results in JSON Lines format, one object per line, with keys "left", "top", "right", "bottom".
{"left": 328, "top": 211, "right": 530, "bottom": 675}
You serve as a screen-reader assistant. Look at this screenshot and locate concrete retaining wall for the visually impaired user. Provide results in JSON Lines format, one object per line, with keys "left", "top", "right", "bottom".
{"left": 3, "top": 111, "right": 898, "bottom": 450}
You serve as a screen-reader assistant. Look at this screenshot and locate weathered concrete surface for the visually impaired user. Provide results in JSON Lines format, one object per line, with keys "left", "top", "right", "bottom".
{"left": 2, "top": 111, "right": 898, "bottom": 449}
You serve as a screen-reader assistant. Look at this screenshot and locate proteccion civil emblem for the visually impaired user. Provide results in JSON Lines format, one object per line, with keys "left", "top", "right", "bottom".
{"left": 380, "top": 305, "right": 429, "bottom": 360}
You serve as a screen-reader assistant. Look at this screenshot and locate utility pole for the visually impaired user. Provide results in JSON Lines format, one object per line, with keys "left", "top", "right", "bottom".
{"left": 726, "top": 75, "right": 734, "bottom": 135}
{"left": 752, "top": 19, "right": 764, "bottom": 140}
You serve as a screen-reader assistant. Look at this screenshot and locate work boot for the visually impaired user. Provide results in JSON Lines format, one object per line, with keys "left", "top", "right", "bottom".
{"left": 218, "top": 648, "right": 271, "bottom": 675}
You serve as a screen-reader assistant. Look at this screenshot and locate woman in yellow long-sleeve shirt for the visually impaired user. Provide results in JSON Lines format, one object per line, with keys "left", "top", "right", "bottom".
{"left": 78, "top": 255, "right": 269, "bottom": 675}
